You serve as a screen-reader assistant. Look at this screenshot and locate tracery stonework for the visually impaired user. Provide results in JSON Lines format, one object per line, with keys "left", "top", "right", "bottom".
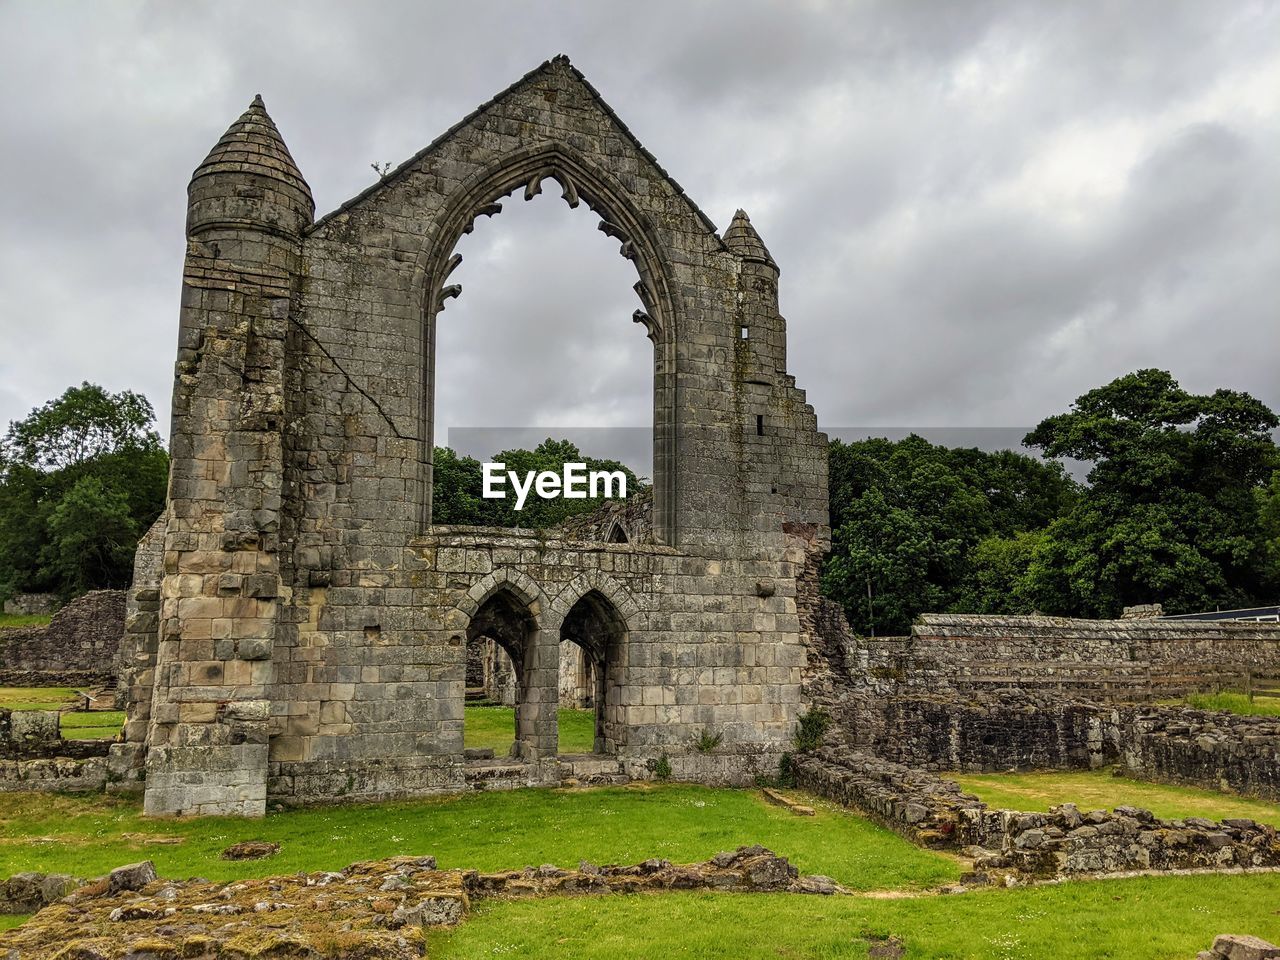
{"left": 122, "top": 57, "right": 829, "bottom": 816}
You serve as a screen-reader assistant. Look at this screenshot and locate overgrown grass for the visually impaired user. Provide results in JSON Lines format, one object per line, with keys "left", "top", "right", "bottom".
{"left": 463, "top": 704, "right": 595, "bottom": 754}
{"left": 0, "top": 785, "right": 960, "bottom": 891}
{"left": 429, "top": 873, "right": 1280, "bottom": 960}
{"left": 953, "top": 768, "right": 1280, "bottom": 825}
{"left": 0, "top": 614, "right": 52, "bottom": 630}
{"left": 1184, "top": 691, "right": 1280, "bottom": 716}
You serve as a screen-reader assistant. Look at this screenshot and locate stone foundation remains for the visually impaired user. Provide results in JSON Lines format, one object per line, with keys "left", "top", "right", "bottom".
{"left": 0, "top": 847, "right": 838, "bottom": 958}
{"left": 792, "top": 749, "right": 1280, "bottom": 880}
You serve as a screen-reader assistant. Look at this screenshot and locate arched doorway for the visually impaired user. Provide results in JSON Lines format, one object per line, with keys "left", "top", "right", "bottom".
{"left": 465, "top": 587, "right": 539, "bottom": 759}
{"left": 557, "top": 590, "right": 627, "bottom": 755}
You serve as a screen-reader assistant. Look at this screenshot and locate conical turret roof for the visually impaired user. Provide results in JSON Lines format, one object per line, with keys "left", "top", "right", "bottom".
{"left": 191, "top": 94, "right": 313, "bottom": 216}
{"left": 723, "top": 209, "right": 776, "bottom": 268}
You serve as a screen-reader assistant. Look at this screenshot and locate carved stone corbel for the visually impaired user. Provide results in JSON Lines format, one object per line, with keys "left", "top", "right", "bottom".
{"left": 462, "top": 202, "right": 503, "bottom": 235}
{"left": 632, "top": 309, "right": 660, "bottom": 343}
{"left": 437, "top": 284, "right": 462, "bottom": 311}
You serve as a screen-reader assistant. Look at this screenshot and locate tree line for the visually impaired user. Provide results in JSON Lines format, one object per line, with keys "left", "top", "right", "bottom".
{"left": 3, "top": 370, "right": 1277, "bottom": 631}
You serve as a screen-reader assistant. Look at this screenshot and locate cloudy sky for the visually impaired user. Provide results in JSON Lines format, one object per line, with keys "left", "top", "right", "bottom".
{"left": 1, "top": 1, "right": 1277, "bottom": 469}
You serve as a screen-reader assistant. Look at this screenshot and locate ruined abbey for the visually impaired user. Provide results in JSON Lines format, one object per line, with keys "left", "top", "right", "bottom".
{"left": 113, "top": 57, "right": 829, "bottom": 816}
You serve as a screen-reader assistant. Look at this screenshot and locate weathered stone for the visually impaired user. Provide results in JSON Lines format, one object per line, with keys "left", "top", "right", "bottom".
{"left": 133, "top": 55, "right": 830, "bottom": 816}
{"left": 1211, "top": 934, "right": 1280, "bottom": 960}
{"left": 221, "top": 840, "right": 280, "bottom": 860}
{"left": 0, "top": 850, "right": 843, "bottom": 956}
{"left": 107, "top": 861, "right": 157, "bottom": 893}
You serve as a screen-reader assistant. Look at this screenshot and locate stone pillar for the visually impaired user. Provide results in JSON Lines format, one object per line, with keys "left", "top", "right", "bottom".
{"left": 143, "top": 95, "right": 313, "bottom": 817}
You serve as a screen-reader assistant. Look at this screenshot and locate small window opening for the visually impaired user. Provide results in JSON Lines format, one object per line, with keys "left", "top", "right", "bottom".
{"left": 739, "top": 325, "right": 749, "bottom": 340}
{"left": 756, "top": 414, "right": 764, "bottom": 436}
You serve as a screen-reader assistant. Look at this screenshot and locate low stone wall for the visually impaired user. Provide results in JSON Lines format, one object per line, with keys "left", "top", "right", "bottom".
{"left": 0, "top": 590, "right": 126, "bottom": 685}
{"left": 863, "top": 693, "right": 1115, "bottom": 772}
{"left": 892, "top": 613, "right": 1280, "bottom": 701}
{"left": 1, "top": 594, "right": 58, "bottom": 617}
{"left": 0, "top": 707, "right": 122, "bottom": 794}
{"left": 1120, "top": 708, "right": 1280, "bottom": 801}
{"left": 792, "top": 748, "right": 1280, "bottom": 879}
{"left": 0, "top": 709, "right": 108, "bottom": 762}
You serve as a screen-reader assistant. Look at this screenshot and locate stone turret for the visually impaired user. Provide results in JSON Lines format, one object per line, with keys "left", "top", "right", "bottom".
{"left": 724, "top": 208, "right": 777, "bottom": 271}
{"left": 143, "top": 96, "right": 311, "bottom": 817}
{"left": 725, "top": 209, "right": 785, "bottom": 376}
{"left": 186, "top": 94, "right": 314, "bottom": 240}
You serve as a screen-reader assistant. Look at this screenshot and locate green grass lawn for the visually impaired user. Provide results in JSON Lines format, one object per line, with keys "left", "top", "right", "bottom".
{"left": 429, "top": 873, "right": 1280, "bottom": 960}
{"left": 1184, "top": 691, "right": 1280, "bottom": 716}
{"left": 0, "top": 614, "right": 52, "bottom": 630}
{"left": 464, "top": 704, "right": 596, "bottom": 754}
{"left": 0, "top": 784, "right": 960, "bottom": 892}
{"left": 58, "top": 710, "right": 124, "bottom": 740}
{"left": 953, "top": 767, "right": 1280, "bottom": 825}
{"left": 0, "top": 687, "right": 122, "bottom": 740}
{"left": 0, "top": 687, "right": 77, "bottom": 711}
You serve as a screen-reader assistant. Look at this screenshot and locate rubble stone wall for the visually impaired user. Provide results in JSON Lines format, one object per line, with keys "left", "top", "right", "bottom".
{"left": 792, "top": 749, "right": 1280, "bottom": 879}
{"left": 1119, "top": 708, "right": 1280, "bottom": 801}
{"left": 0, "top": 590, "right": 126, "bottom": 686}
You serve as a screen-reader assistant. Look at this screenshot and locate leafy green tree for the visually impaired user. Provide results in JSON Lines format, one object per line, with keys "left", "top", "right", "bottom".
{"left": 0, "top": 383, "right": 168, "bottom": 599}
{"left": 430, "top": 447, "right": 492, "bottom": 526}
{"left": 953, "top": 530, "right": 1045, "bottom": 615}
{"left": 1022, "top": 369, "right": 1280, "bottom": 616}
{"left": 44, "top": 476, "right": 139, "bottom": 594}
{"left": 1259, "top": 470, "right": 1280, "bottom": 586}
{"left": 822, "top": 435, "right": 1077, "bottom": 634}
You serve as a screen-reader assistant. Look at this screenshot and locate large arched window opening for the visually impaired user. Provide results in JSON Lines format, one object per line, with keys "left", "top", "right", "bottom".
{"left": 421, "top": 149, "right": 677, "bottom": 543}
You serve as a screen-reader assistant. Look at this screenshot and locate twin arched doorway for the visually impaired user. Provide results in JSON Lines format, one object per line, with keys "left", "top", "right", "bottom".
{"left": 464, "top": 584, "right": 628, "bottom": 760}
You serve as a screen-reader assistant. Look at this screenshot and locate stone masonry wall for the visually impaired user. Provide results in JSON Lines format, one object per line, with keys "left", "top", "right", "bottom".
{"left": 1119, "top": 707, "right": 1280, "bottom": 801}
{"left": 139, "top": 57, "right": 830, "bottom": 815}
{"left": 0, "top": 590, "right": 126, "bottom": 686}
{"left": 263, "top": 527, "right": 811, "bottom": 804}
{"left": 897, "top": 613, "right": 1280, "bottom": 700}
{"left": 2, "top": 593, "right": 58, "bottom": 616}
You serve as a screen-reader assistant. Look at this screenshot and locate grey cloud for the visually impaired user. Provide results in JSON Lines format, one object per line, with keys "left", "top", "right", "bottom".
{"left": 0, "top": 0, "right": 1276, "bottom": 470}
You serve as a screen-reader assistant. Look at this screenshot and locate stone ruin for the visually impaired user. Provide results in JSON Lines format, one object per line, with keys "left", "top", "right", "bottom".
{"left": 115, "top": 56, "right": 829, "bottom": 816}
{"left": 91, "top": 56, "right": 1277, "bottom": 891}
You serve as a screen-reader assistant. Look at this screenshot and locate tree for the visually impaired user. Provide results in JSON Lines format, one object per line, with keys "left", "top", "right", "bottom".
{"left": 44, "top": 476, "right": 139, "bottom": 594}
{"left": 953, "top": 530, "right": 1045, "bottom": 615}
{"left": 0, "top": 383, "right": 168, "bottom": 599}
{"left": 822, "top": 435, "right": 1078, "bottom": 634}
{"left": 1021, "top": 369, "right": 1280, "bottom": 616}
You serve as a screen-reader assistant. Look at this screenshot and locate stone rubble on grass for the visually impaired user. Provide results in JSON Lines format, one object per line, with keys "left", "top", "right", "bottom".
{"left": 220, "top": 841, "right": 280, "bottom": 861}
{"left": 0, "top": 846, "right": 844, "bottom": 958}
{"left": 1198, "top": 934, "right": 1280, "bottom": 960}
